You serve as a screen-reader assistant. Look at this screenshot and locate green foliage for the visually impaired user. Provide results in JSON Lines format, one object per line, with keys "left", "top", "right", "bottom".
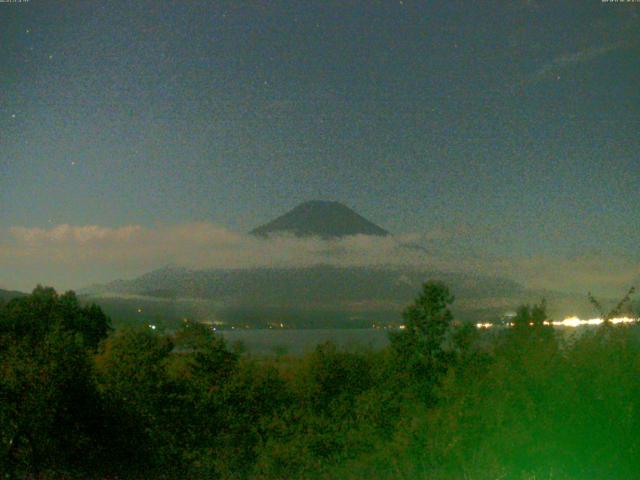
{"left": 95, "top": 326, "right": 181, "bottom": 475}
{"left": 0, "top": 326, "right": 107, "bottom": 478}
{"left": 299, "top": 342, "right": 373, "bottom": 411}
{"left": 173, "top": 320, "right": 238, "bottom": 388}
{"left": 0, "top": 288, "right": 119, "bottom": 478}
{"left": 389, "top": 281, "right": 455, "bottom": 399}
{"left": 0, "top": 286, "right": 111, "bottom": 350}
{"left": 4, "top": 282, "right": 640, "bottom": 479}
{"left": 512, "top": 298, "right": 547, "bottom": 328}
{"left": 508, "top": 299, "right": 554, "bottom": 349}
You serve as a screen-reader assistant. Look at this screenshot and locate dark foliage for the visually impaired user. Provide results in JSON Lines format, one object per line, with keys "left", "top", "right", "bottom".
{"left": 0, "top": 286, "right": 111, "bottom": 350}
{"left": 1, "top": 284, "right": 639, "bottom": 479}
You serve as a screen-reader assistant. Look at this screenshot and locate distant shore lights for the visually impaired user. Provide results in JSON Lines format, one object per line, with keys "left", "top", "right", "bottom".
{"left": 476, "top": 316, "right": 637, "bottom": 329}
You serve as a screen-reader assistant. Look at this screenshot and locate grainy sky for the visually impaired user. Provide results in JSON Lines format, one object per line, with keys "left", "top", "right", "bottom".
{"left": 1, "top": 1, "right": 639, "bottom": 291}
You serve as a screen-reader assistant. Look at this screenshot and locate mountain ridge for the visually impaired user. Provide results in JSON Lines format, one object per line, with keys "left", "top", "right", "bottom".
{"left": 250, "top": 200, "right": 390, "bottom": 238}
{"left": 0, "top": 288, "right": 27, "bottom": 302}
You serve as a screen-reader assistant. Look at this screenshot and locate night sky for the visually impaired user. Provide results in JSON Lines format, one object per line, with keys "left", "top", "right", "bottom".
{"left": 1, "top": 1, "right": 639, "bottom": 292}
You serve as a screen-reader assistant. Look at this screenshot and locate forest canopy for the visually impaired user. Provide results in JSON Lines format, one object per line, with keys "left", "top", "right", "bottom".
{"left": 1, "top": 284, "right": 639, "bottom": 479}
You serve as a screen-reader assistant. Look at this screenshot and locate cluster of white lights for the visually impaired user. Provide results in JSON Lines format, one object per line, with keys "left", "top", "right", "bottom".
{"left": 546, "top": 316, "right": 637, "bottom": 327}
{"left": 476, "top": 323, "right": 495, "bottom": 329}
{"left": 476, "top": 317, "right": 637, "bottom": 329}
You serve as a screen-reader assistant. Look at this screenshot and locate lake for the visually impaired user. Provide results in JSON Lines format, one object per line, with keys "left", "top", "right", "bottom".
{"left": 220, "top": 328, "right": 391, "bottom": 355}
{"left": 219, "top": 322, "right": 640, "bottom": 355}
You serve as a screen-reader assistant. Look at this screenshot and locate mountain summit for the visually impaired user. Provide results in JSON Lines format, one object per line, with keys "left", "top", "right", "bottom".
{"left": 250, "top": 200, "right": 390, "bottom": 238}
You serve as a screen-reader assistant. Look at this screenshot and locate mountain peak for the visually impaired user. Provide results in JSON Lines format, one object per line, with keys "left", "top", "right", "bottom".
{"left": 250, "top": 201, "right": 390, "bottom": 239}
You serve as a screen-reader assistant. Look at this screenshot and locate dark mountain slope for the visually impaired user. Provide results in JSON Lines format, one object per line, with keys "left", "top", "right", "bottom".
{"left": 251, "top": 201, "right": 390, "bottom": 238}
{"left": 0, "top": 289, "right": 26, "bottom": 302}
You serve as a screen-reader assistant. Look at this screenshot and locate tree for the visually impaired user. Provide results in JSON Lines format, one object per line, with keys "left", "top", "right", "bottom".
{"left": 512, "top": 299, "right": 548, "bottom": 330}
{"left": 300, "top": 341, "right": 373, "bottom": 413}
{"left": 0, "top": 287, "right": 114, "bottom": 476}
{"left": 94, "top": 326, "right": 177, "bottom": 474}
{"left": 96, "top": 326, "right": 174, "bottom": 419}
{"left": 163, "top": 321, "right": 248, "bottom": 477}
{"left": 389, "top": 281, "right": 455, "bottom": 397}
{"left": 0, "top": 326, "right": 105, "bottom": 478}
{"left": 173, "top": 320, "right": 238, "bottom": 390}
{"left": 588, "top": 286, "right": 636, "bottom": 323}
{"left": 0, "top": 286, "right": 111, "bottom": 350}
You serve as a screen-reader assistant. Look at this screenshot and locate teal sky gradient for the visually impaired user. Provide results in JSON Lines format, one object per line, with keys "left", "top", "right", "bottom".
{"left": 1, "top": 1, "right": 639, "bottom": 290}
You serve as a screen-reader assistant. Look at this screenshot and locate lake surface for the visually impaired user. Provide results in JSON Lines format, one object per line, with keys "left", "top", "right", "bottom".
{"left": 220, "top": 328, "right": 390, "bottom": 355}
{"left": 219, "top": 323, "right": 640, "bottom": 355}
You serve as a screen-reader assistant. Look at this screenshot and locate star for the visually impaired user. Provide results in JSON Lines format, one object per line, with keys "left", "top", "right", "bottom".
{"left": 11, "top": 114, "right": 16, "bottom": 119}
{"left": 48, "top": 54, "right": 54, "bottom": 60}
{"left": 71, "top": 161, "right": 76, "bottom": 166}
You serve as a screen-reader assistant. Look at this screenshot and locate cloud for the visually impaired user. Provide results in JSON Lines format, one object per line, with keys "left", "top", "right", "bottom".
{"left": 0, "top": 223, "right": 431, "bottom": 290}
{"left": 524, "top": 41, "right": 630, "bottom": 85}
{"left": 10, "top": 224, "right": 143, "bottom": 244}
{"left": 2, "top": 223, "right": 432, "bottom": 269}
{"left": 493, "top": 254, "right": 640, "bottom": 297}
{"left": 0, "top": 222, "right": 638, "bottom": 297}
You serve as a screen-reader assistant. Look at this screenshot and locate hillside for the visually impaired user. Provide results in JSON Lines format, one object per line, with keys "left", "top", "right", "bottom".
{"left": 0, "top": 289, "right": 26, "bottom": 302}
